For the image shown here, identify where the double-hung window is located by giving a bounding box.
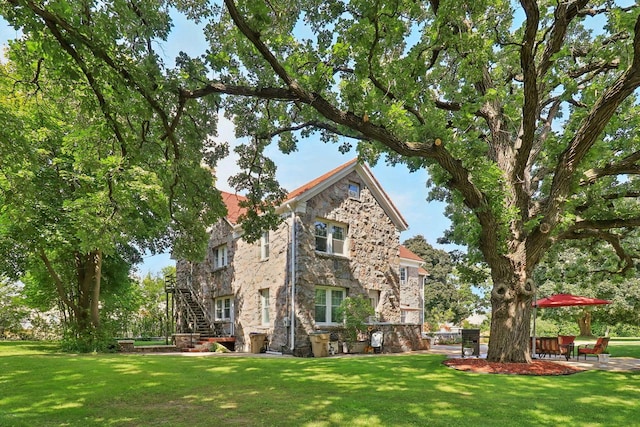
[260,289,270,325]
[213,244,228,269]
[260,232,269,260]
[215,296,232,320]
[314,219,347,255]
[400,267,407,285]
[314,287,345,324]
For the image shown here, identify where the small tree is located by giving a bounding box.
[337,296,375,347]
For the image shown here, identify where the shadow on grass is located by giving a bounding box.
[0,340,61,355]
[1,345,639,426]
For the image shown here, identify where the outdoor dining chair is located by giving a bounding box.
[577,337,610,360]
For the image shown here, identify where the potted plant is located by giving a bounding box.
[463,346,474,357]
[598,352,610,364]
[337,295,375,353]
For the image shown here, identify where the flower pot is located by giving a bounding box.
[598,353,610,364]
[342,341,367,354]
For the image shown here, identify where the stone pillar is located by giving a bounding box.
[117,340,135,352]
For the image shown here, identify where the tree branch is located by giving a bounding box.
[534,12,640,250]
[557,228,634,274]
[581,149,640,185]
[38,248,78,316]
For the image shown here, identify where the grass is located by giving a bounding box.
[1,340,639,427]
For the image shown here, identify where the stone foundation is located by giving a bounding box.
[173,333,200,350]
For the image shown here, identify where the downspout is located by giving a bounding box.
[288,204,296,351]
[421,276,425,331]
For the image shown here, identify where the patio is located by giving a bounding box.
[431,343,640,372]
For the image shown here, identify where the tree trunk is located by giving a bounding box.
[485,277,535,363]
[90,250,103,329]
[74,250,103,334]
[578,310,592,336]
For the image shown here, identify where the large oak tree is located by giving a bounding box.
[4,1,640,362]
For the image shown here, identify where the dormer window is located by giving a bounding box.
[348,182,360,199]
[315,219,347,255]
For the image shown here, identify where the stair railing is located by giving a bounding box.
[174,288,199,336]
[181,266,215,335]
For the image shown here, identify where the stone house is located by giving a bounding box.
[175,159,427,354]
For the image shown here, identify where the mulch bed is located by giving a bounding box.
[443,358,584,376]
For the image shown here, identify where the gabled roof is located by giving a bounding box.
[283,159,408,231]
[399,245,424,262]
[219,159,408,231]
[220,191,248,225]
[285,158,358,201]
[400,245,428,275]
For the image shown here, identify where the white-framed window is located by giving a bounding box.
[314,219,347,255]
[213,244,228,269]
[260,289,270,325]
[314,287,345,324]
[348,182,360,199]
[215,296,232,320]
[260,232,269,260]
[368,289,381,322]
[400,267,407,284]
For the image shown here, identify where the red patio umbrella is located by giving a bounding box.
[534,293,611,308]
[531,293,611,357]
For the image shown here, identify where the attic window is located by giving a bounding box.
[348,182,360,199]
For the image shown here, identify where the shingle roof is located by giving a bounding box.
[284,158,358,202]
[219,158,407,231]
[399,245,424,262]
[220,191,248,225]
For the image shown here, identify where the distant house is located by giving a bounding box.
[175,159,427,354]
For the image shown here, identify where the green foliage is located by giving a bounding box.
[60,323,118,353]
[0,279,29,338]
[336,295,374,343]
[0,8,225,346]
[403,235,485,325]
[534,241,640,334]
[121,267,176,338]
[6,0,640,361]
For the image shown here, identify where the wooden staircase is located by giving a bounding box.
[175,288,216,338]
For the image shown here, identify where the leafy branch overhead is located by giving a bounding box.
[4,0,640,362]
[185,0,640,275]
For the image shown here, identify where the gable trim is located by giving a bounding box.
[280,159,408,231]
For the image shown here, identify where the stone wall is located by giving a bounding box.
[401,265,423,324]
[293,171,406,348]
[231,218,290,352]
[374,324,426,353]
[176,169,424,353]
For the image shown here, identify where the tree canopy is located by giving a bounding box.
[0,13,225,347]
[3,1,640,362]
[403,235,481,327]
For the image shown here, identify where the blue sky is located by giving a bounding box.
[137,115,454,276]
[1,12,455,277]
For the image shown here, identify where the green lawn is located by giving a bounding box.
[1,340,639,427]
